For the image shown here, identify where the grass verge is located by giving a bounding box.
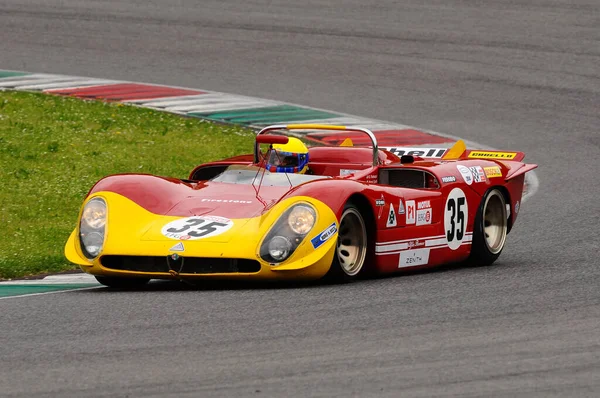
[0,90,255,279]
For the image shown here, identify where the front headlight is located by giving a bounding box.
[287,205,316,235]
[260,203,316,264]
[79,197,107,259]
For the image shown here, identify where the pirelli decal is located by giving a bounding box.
[468,151,517,160]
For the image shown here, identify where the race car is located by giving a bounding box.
[64,124,537,288]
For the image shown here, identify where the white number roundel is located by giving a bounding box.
[161,216,233,240]
[444,188,468,250]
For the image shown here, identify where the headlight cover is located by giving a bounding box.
[260,203,316,264]
[79,197,107,259]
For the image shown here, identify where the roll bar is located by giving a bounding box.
[254,124,379,166]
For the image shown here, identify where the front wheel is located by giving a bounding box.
[325,204,369,282]
[467,188,508,266]
[95,276,150,289]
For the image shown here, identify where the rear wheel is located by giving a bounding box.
[468,188,508,266]
[325,204,368,282]
[95,276,150,289]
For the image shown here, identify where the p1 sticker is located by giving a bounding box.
[161,216,233,240]
[444,188,468,250]
[311,223,337,249]
[457,165,473,185]
[405,200,416,224]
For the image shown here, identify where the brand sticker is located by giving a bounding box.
[406,200,416,224]
[484,166,502,178]
[469,166,486,183]
[468,151,517,160]
[375,199,385,207]
[386,204,397,227]
[311,222,338,249]
[416,208,432,226]
[201,198,252,204]
[399,248,430,268]
[340,169,359,176]
[382,147,447,158]
[169,242,185,252]
[161,215,233,240]
[457,165,473,185]
[441,176,456,183]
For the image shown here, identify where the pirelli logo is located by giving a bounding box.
[468,151,517,160]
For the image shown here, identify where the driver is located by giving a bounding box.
[264,137,310,174]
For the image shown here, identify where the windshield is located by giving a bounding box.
[211,165,329,187]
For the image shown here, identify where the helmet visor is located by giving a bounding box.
[268,150,299,168]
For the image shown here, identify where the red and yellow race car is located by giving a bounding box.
[65,124,537,288]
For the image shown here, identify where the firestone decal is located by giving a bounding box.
[311,222,337,249]
[161,216,233,240]
[201,198,252,204]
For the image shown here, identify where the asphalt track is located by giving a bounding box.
[1,1,599,396]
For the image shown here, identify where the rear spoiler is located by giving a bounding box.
[441,140,526,162]
[442,140,536,180]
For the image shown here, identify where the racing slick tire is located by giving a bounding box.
[95,276,150,289]
[467,188,508,266]
[325,203,369,282]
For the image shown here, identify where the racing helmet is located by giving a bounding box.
[265,137,309,174]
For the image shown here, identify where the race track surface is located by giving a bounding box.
[1,1,599,396]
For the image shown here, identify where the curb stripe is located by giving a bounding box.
[0,68,538,201]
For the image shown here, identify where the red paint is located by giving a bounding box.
[306,129,454,147]
[47,83,203,101]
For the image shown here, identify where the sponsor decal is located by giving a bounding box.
[170,253,180,261]
[418,200,431,209]
[469,166,486,183]
[444,188,468,250]
[398,200,405,215]
[406,200,416,224]
[311,222,338,249]
[399,248,430,268]
[169,242,185,252]
[375,199,385,207]
[161,215,233,240]
[468,151,517,160]
[365,174,378,183]
[201,198,252,204]
[383,147,447,158]
[416,208,432,226]
[457,165,473,185]
[484,166,502,178]
[441,176,456,183]
[386,204,397,227]
[407,239,425,249]
[340,169,358,176]
[515,200,520,214]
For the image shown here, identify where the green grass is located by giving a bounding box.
[0,90,256,279]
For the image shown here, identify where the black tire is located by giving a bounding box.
[95,276,150,289]
[467,188,508,266]
[325,204,369,283]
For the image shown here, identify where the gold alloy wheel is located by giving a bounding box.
[336,208,368,276]
[482,190,508,255]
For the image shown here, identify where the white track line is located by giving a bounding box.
[0,286,101,300]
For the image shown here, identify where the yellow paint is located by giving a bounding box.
[286,124,347,130]
[65,191,339,281]
[339,138,354,147]
[441,140,466,160]
[468,151,517,160]
[484,166,502,178]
